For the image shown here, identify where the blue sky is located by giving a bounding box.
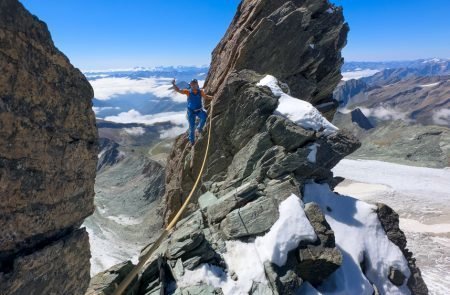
[21,0,450,70]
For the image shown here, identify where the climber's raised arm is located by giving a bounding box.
[172,79,188,95]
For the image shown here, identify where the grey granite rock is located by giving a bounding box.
[220,197,279,239]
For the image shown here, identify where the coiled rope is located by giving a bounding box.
[112,101,215,295]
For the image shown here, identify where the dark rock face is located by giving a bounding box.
[0,0,97,294]
[296,203,342,286]
[333,78,368,107]
[204,0,348,119]
[350,108,374,130]
[377,204,429,295]
[97,137,123,171]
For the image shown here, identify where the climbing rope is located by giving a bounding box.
[112,101,215,295]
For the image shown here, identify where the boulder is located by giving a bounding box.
[220,197,279,239]
[250,281,274,295]
[86,261,137,295]
[207,181,259,224]
[198,191,219,211]
[263,175,301,204]
[264,260,303,295]
[295,203,342,286]
[389,266,407,287]
[266,115,316,151]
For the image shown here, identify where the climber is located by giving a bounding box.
[172,78,213,145]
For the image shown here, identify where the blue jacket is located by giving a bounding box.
[187,89,203,111]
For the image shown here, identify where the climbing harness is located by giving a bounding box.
[112,101,215,295]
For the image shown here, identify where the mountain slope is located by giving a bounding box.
[90,0,427,294]
[334,71,450,126]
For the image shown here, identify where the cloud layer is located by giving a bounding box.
[433,108,450,125]
[359,106,410,121]
[104,109,186,125]
[90,77,187,102]
[104,109,189,139]
[342,69,380,81]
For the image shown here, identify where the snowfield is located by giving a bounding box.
[304,183,411,295]
[333,159,450,295]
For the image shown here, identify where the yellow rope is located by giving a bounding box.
[112,102,215,295]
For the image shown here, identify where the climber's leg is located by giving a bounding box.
[197,109,208,132]
[187,109,196,144]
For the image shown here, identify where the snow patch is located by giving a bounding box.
[359,106,410,122]
[304,182,411,295]
[257,75,338,135]
[419,82,440,88]
[255,194,317,266]
[178,194,316,294]
[107,214,143,226]
[307,143,320,163]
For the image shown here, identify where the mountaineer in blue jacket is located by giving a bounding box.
[172,78,213,145]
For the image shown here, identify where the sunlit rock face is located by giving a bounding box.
[0,0,97,294]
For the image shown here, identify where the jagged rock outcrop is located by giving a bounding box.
[0,0,97,294]
[376,204,428,294]
[90,0,426,294]
[86,261,137,295]
[204,0,348,119]
[332,108,374,138]
[97,138,123,171]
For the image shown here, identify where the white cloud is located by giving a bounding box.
[89,77,186,102]
[159,126,188,139]
[341,69,380,81]
[122,127,146,136]
[433,108,450,125]
[104,109,189,139]
[359,106,409,122]
[105,109,186,125]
